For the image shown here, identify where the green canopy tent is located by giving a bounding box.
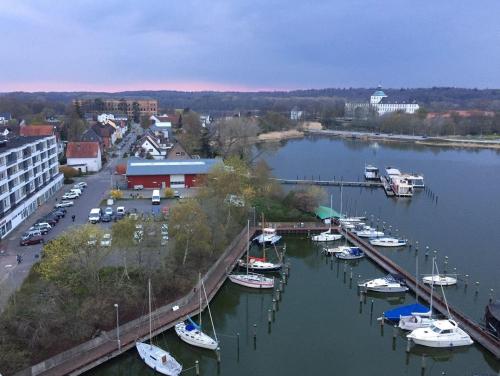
[314,205,342,220]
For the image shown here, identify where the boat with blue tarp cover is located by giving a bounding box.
[383,303,429,322]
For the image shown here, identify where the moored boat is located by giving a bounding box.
[358,273,409,293]
[422,275,457,286]
[238,256,282,272]
[229,273,275,288]
[369,237,407,247]
[407,319,473,348]
[485,300,500,338]
[364,164,380,180]
[175,318,218,350]
[253,227,282,245]
[383,303,429,323]
[322,245,353,255]
[355,229,385,238]
[335,247,364,260]
[311,228,343,242]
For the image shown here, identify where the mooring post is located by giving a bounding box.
[406,339,411,352]
[370,300,374,315]
[253,323,257,348]
[268,309,272,326]
[216,347,221,363]
[236,332,240,354]
[279,279,284,293]
[272,299,277,313]
[195,360,200,375]
[464,274,469,287]
[475,281,480,295]
[421,354,426,370]
[350,267,353,282]
[276,289,281,301]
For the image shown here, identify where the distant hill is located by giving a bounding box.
[1,87,500,114]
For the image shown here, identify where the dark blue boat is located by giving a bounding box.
[383,303,429,322]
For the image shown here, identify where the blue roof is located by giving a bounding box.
[383,303,428,322]
[372,90,387,97]
[126,157,221,176]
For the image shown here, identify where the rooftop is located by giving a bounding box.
[126,157,221,176]
[19,125,55,137]
[314,205,342,220]
[0,135,54,154]
[66,141,100,158]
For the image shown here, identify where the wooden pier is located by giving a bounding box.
[272,178,383,188]
[342,228,500,359]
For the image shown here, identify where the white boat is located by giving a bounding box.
[253,227,282,245]
[229,273,275,288]
[322,245,353,255]
[335,247,364,260]
[238,257,282,272]
[407,319,473,348]
[175,276,219,350]
[355,229,385,238]
[390,176,414,197]
[364,165,380,180]
[403,173,425,188]
[369,237,407,247]
[230,222,275,289]
[358,274,409,293]
[311,228,342,242]
[136,280,182,376]
[422,275,457,286]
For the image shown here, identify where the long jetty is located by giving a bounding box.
[272,177,383,188]
[341,228,500,359]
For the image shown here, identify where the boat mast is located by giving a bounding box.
[202,279,218,345]
[415,256,419,304]
[246,220,250,275]
[261,213,266,260]
[148,278,152,348]
[339,185,343,218]
[430,257,435,316]
[198,272,202,328]
[329,194,333,231]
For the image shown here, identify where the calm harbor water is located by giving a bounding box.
[87,137,500,375]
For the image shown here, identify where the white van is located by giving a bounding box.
[88,208,102,223]
[152,189,160,205]
[70,188,82,196]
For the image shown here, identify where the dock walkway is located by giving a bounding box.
[343,229,500,359]
[272,178,383,188]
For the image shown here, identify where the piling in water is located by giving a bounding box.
[195,360,200,375]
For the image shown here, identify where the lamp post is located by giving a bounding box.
[114,303,121,352]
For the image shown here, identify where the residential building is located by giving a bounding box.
[345,86,419,118]
[0,135,63,239]
[74,98,158,119]
[290,107,303,121]
[125,157,220,189]
[91,123,116,148]
[0,112,12,125]
[135,134,166,160]
[80,128,104,151]
[66,142,102,173]
[166,142,191,160]
[19,124,64,155]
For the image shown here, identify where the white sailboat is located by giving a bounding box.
[322,245,353,255]
[355,229,385,238]
[253,227,282,245]
[422,274,457,286]
[312,194,343,242]
[407,262,473,348]
[229,222,275,289]
[136,280,182,376]
[369,237,407,247]
[175,275,219,350]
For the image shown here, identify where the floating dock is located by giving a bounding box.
[272,178,383,188]
[342,228,500,359]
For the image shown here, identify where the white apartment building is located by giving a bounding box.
[0,135,63,239]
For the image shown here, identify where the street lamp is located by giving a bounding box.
[114,303,121,352]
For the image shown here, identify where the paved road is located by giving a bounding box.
[0,133,136,312]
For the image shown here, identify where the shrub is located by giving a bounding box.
[110,189,123,200]
[59,165,79,179]
[164,188,174,198]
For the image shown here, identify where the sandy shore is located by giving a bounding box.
[415,140,500,149]
[257,129,305,142]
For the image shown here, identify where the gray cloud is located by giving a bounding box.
[0,0,499,90]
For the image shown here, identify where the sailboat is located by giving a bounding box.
[230,221,275,288]
[407,261,473,348]
[312,194,343,242]
[175,275,219,350]
[358,273,409,293]
[239,215,283,272]
[136,280,182,376]
[399,258,436,330]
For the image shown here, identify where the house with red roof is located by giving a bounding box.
[66,141,102,173]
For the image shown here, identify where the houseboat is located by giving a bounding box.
[402,173,425,188]
[390,176,413,197]
[364,165,380,180]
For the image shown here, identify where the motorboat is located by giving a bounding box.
[485,300,500,338]
[402,173,425,188]
[335,247,364,260]
[369,237,407,247]
[358,273,409,293]
[136,342,183,376]
[341,221,363,230]
[407,319,473,348]
[322,245,353,255]
[137,279,182,376]
[364,165,380,180]
[253,227,282,245]
[238,257,282,272]
[311,228,343,242]
[175,318,218,350]
[229,273,275,289]
[355,229,385,238]
[422,275,457,286]
[390,176,414,197]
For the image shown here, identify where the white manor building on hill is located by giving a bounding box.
[345,86,419,118]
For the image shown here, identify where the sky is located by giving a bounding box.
[0,0,499,92]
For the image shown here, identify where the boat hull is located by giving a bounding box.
[311,233,342,242]
[422,276,457,286]
[174,323,218,350]
[369,238,407,247]
[364,286,409,293]
[229,274,275,289]
[238,260,283,272]
[408,336,473,348]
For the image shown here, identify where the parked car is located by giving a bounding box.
[74,182,87,189]
[42,214,59,223]
[101,233,112,247]
[55,200,74,208]
[62,192,78,200]
[37,217,57,226]
[20,235,44,246]
[133,184,144,190]
[116,206,126,218]
[70,188,82,196]
[22,229,42,239]
[87,235,97,246]
[32,222,52,233]
[101,213,112,222]
[104,207,114,216]
[50,209,65,218]
[88,208,102,223]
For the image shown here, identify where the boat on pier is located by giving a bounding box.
[364,165,380,180]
